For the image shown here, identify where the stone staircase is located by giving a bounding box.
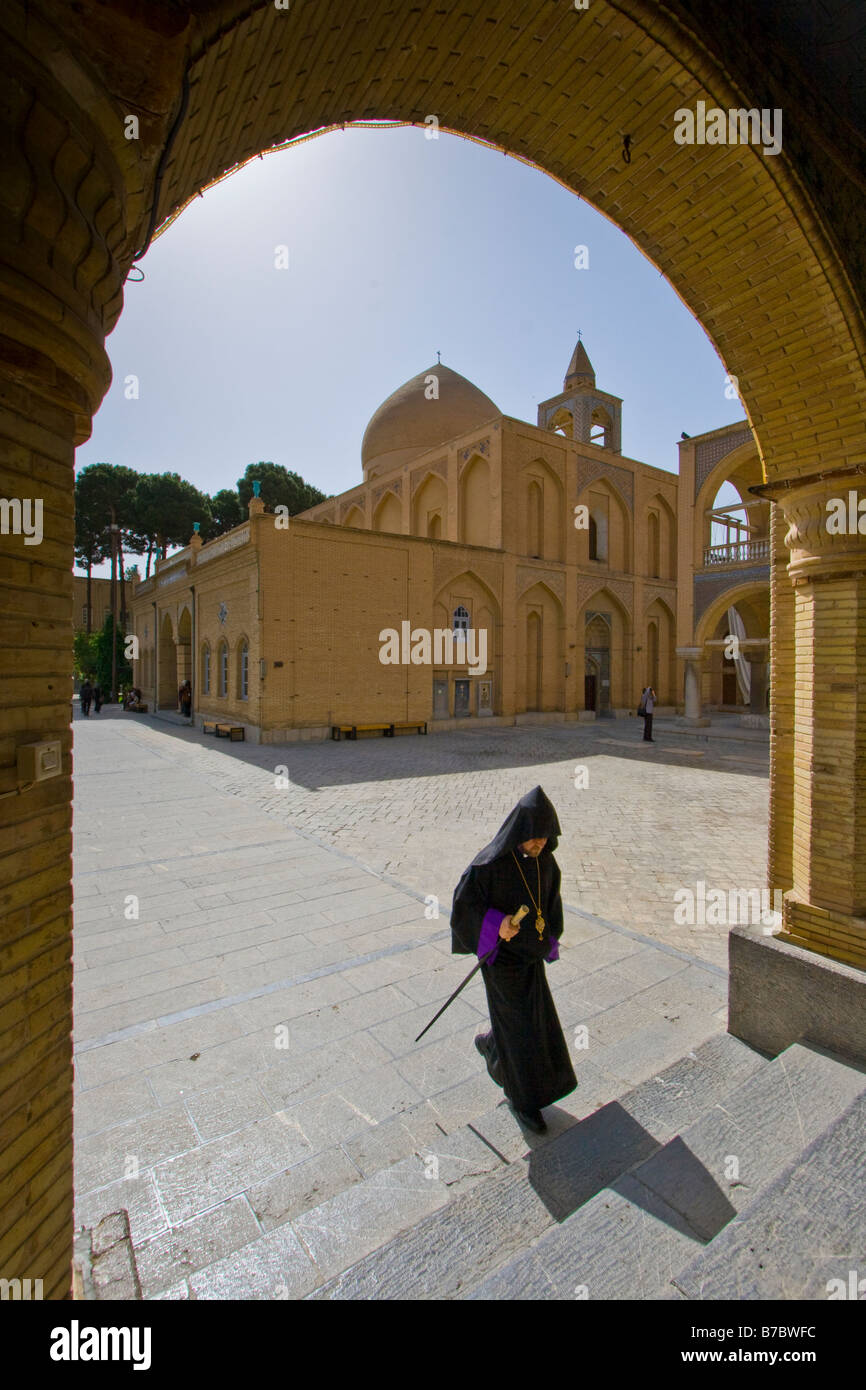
[300,1033,866,1300]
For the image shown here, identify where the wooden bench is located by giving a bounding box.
[331,721,427,740]
[332,723,392,740]
[202,720,245,741]
[216,723,245,741]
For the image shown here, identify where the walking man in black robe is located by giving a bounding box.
[450,786,577,1134]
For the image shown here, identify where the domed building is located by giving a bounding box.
[129,339,766,741]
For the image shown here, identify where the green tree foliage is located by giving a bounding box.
[93,612,132,700]
[206,488,246,538]
[75,469,113,632]
[73,629,99,681]
[237,461,328,515]
[130,472,212,572]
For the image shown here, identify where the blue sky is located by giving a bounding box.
[77,125,744,568]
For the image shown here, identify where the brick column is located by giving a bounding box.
[767,502,795,895]
[775,477,866,969]
[0,34,126,1296]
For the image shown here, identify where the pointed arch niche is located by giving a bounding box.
[372,491,402,534]
[432,570,500,716]
[645,492,677,580]
[412,472,447,539]
[579,586,632,712]
[578,478,631,572]
[342,504,365,529]
[517,581,564,712]
[644,597,675,703]
[520,460,564,562]
[459,454,492,547]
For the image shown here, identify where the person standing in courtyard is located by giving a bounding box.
[93,684,103,714]
[79,679,92,717]
[450,785,577,1134]
[642,685,656,741]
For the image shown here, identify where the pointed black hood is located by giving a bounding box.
[470,785,561,864]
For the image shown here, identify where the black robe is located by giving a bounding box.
[450,786,577,1113]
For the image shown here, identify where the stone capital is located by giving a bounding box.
[776,476,866,584]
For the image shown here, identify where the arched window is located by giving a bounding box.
[428,512,442,539]
[239,641,249,700]
[218,641,228,697]
[453,606,470,634]
[591,406,612,447]
[201,643,211,695]
[589,510,608,561]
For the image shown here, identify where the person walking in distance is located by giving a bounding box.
[642,685,656,741]
[93,684,103,714]
[79,679,93,717]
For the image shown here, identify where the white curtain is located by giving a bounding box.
[726,605,750,702]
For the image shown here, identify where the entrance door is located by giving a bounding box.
[454,679,470,716]
[433,678,449,719]
[722,667,738,704]
[584,673,597,711]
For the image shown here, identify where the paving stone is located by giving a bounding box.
[188,1221,319,1300]
[248,1149,364,1230]
[341,1103,446,1176]
[75,1173,168,1247]
[255,1030,393,1110]
[369,995,481,1057]
[73,1073,158,1137]
[292,1157,450,1281]
[287,1090,376,1148]
[152,1113,313,1225]
[334,1062,426,1125]
[75,1105,200,1197]
[182,1077,274,1142]
[134,1196,262,1298]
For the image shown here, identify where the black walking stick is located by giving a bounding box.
[414,905,529,1043]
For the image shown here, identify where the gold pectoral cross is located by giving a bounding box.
[535,913,545,938]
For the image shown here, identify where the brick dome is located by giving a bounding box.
[361,364,499,480]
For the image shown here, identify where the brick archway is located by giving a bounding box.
[2,0,865,1297]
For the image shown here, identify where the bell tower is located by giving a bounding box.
[537,336,623,452]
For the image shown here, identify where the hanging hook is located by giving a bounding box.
[622,134,632,165]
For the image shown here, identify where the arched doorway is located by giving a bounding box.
[177,606,192,694]
[585,612,612,716]
[157,612,177,709]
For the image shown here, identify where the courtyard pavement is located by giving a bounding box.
[72,708,768,1298]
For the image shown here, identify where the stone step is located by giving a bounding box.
[306,1030,768,1299]
[666,1085,866,1300]
[462,1042,866,1299]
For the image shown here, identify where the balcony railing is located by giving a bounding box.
[703,538,770,567]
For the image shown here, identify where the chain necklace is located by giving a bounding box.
[511,850,545,937]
